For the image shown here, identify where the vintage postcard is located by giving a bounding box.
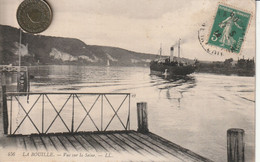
[0,0,256,161]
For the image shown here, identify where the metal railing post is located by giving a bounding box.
[128,94,130,130]
[101,95,103,131]
[10,96,12,134]
[71,94,75,133]
[42,94,44,134]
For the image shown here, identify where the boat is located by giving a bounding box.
[150,39,196,76]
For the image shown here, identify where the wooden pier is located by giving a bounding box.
[3,130,212,161]
[0,83,214,161]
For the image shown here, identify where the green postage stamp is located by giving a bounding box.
[208,4,251,54]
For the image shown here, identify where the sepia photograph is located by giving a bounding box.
[0,0,256,161]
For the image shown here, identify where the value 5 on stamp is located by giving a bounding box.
[208,4,251,54]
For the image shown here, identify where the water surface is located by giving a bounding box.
[7,65,255,162]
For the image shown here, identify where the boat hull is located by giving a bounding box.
[150,62,195,76]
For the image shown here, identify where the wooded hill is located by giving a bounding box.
[0,25,159,66]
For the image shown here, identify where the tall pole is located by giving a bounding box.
[19,28,22,72]
[17,28,22,92]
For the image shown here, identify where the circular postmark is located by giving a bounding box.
[17,0,52,33]
[198,22,224,56]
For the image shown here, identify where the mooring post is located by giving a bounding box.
[1,73,8,135]
[227,128,245,162]
[137,102,149,133]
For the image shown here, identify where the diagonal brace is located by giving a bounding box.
[13,95,41,134]
[75,94,100,132]
[44,94,71,133]
[104,95,128,131]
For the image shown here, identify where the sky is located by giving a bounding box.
[0,0,256,61]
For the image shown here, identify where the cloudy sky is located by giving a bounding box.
[0,0,256,61]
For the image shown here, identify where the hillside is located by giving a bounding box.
[0,25,159,66]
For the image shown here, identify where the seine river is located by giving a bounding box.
[6,65,255,162]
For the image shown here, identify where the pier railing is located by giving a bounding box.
[5,92,131,135]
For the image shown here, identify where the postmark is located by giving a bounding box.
[207,4,251,54]
[17,0,52,33]
[198,22,224,56]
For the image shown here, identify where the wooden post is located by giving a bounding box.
[1,73,8,135]
[137,102,149,133]
[227,128,245,162]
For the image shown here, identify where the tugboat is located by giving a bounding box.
[150,39,196,76]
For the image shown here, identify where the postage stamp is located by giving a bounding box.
[207,4,251,54]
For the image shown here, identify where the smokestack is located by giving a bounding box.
[170,46,174,62]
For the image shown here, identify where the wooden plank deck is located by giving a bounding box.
[7,130,212,161]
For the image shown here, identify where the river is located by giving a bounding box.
[6,65,255,162]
